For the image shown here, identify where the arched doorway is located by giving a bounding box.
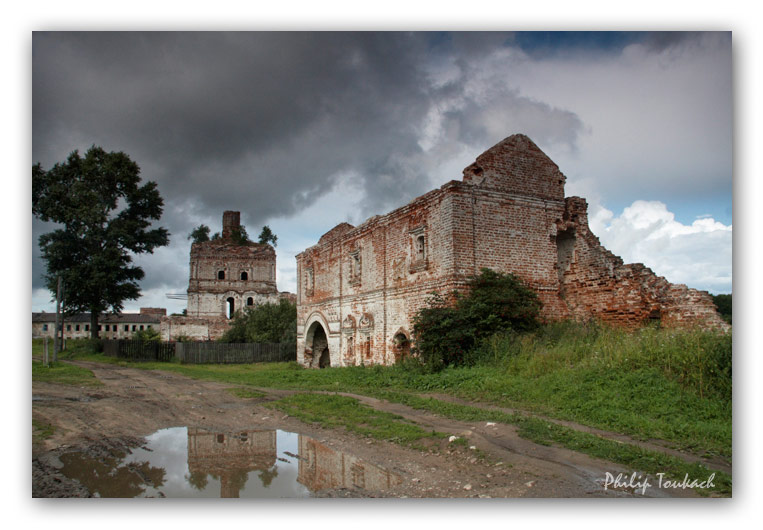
[226,297,235,319]
[305,321,330,369]
[392,332,410,363]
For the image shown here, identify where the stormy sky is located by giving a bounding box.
[31,31,733,314]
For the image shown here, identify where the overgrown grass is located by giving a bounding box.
[32,360,103,387]
[365,391,730,496]
[49,323,731,457]
[266,393,446,448]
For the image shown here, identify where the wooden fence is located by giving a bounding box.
[176,342,296,364]
[102,339,176,362]
[102,340,296,364]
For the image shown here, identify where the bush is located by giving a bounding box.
[410,268,541,371]
[220,298,297,344]
[712,293,732,324]
[132,327,161,342]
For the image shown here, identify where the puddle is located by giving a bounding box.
[58,427,402,498]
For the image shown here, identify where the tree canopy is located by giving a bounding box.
[33,146,170,338]
[258,225,278,247]
[712,293,732,324]
[230,225,249,245]
[188,224,210,244]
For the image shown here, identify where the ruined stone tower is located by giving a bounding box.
[295,134,728,368]
[187,211,279,319]
[161,211,292,341]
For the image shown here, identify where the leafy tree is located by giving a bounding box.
[211,232,221,240]
[410,268,541,371]
[186,470,209,491]
[220,298,296,344]
[712,293,732,324]
[188,224,210,244]
[33,146,170,338]
[230,225,249,245]
[258,225,278,247]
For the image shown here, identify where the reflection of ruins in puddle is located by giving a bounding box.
[187,428,277,498]
[56,427,402,498]
[297,434,402,492]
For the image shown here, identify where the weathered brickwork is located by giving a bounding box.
[161,211,289,341]
[296,134,728,368]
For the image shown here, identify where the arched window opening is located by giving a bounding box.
[416,235,426,261]
[218,270,225,280]
[240,271,248,281]
[247,297,254,306]
[226,297,235,319]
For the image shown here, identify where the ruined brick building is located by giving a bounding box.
[161,211,293,340]
[296,134,728,368]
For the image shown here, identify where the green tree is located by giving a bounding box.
[258,225,278,247]
[220,298,296,344]
[410,268,541,371]
[230,225,249,245]
[712,293,732,324]
[188,224,210,244]
[33,146,170,338]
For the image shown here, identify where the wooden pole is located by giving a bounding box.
[53,276,61,362]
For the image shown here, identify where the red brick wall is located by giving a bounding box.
[296,134,729,367]
[557,197,728,330]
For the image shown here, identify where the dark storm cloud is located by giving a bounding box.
[32,31,730,300]
[33,32,438,222]
[30,31,590,294]
[32,31,452,291]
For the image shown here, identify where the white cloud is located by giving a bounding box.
[591,200,732,294]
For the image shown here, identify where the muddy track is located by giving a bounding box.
[33,360,706,498]
[418,393,732,474]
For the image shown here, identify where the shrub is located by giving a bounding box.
[220,298,296,344]
[410,268,541,371]
[132,327,161,342]
[712,293,732,324]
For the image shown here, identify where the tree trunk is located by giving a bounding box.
[91,311,100,339]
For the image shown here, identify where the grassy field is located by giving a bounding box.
[43,322,732,495]
[55,323,731,457]
[32,359,103,387]
[267,393,447,449]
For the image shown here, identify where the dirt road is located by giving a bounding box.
[32,360,704,498]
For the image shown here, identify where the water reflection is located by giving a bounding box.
[58,427,401,498]
[187,429,278,498]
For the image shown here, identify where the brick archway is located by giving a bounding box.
[304,319,330,369]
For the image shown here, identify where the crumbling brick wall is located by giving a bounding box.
[296,134,729,368]
[556,197,728,330]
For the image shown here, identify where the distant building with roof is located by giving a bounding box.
[32,307,165,340]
